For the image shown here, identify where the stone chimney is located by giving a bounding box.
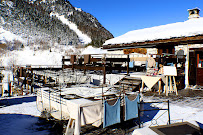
[188,8,200,19]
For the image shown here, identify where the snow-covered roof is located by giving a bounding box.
[103,18,203,46]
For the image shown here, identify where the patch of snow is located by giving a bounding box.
[40,0,55,3]
[132,96,203,134]
[88,73,125,86]
[3,1,14,8]
[67,11,73,16]
[1,46,65,67]
[81,46,107,55]
[0,27,24,44]
[0,16,5,25]
[0,101,50,135]
[28,0,37,4]
[50,12,91,45]
[0,44,83,67]
[75,7,82,12]
[0,101,40,116]
[104,17,203,45]
[60,87,111,98]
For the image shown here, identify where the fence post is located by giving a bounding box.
[127,54,129,75]
[138,102,141,128]
[168,100,171,124]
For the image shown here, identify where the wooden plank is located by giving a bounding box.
[63,65,72,69]
[62,58,70,62]
[159,79,161,95]
[90,58,102,62]
[70,55,76,64]
[173,76,178,95]
[197,68,203,85]
[119,81,140,85]
[197,54,200,67]
[84,55,91,64]
[63,64,128,71]
[103,64,106,84]
[166,76,168,96]
[124,76,141,80]
[189,51,196,85]
[85,66,104,71]
[127,54,129,75]
[141,81,144,92]
[106,58,128,62]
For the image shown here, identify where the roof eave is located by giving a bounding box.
[103,34,203,50]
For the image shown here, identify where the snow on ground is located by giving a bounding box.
[0,101,40,116]
[0,45,77,67]
[14,47,63,66]
[88,73,125,86]
[1,93,203,135]
[0,113,51,135]
[0,98,52,135]
[50,12,92,44]
[81,46,107,55]
[1,26,63,67]
[104,17,203,45]
[1,47,63,67]
[0,26,24,44]
[75,7,82,12]
[0,25,202,134]
[144,98,203,127]
[132,96,203,134]
[1,71,203,134]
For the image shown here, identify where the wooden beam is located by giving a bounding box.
[106,58,128,62]
[103,66,106,84]
[62,58,71,61]
[63,64,129,71]
[127,54,129,75]
[197,54,200,67]
[90,58,102,62]
[85,66,104,71]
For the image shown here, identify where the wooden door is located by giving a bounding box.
[189,51,196,85]
[196,51,203,85]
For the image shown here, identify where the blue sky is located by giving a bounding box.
[68,0,203,37]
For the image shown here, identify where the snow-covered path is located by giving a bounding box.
[0,100,52,135]
[0,101,40,116]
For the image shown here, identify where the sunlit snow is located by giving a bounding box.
[104,17,203,45]
[50,12,92,45]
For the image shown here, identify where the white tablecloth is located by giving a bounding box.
[141,76,162,89]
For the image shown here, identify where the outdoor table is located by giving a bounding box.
[141,75,164,94]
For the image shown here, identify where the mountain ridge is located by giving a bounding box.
[0,0,113,49]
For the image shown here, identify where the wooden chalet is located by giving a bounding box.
[103,8,203,88]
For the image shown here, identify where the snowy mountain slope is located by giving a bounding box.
[50,12,91,44]
[0,25,104,67]
[0,0,113,47]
